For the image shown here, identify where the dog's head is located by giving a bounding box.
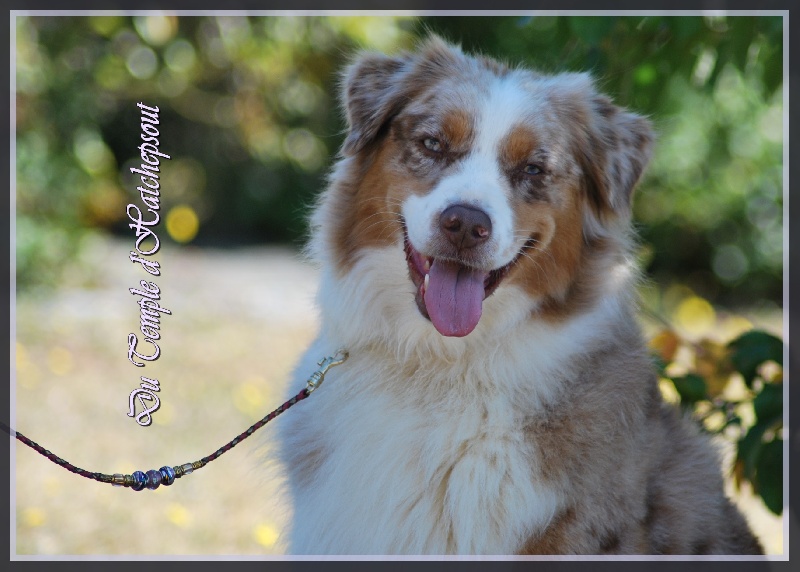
[315,37,653,339]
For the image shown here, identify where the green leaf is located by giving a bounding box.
[728,330,783,387]
[671,373,707,403]
[755,438,783,515]
[736,421,769,482]
[753,382,783,425]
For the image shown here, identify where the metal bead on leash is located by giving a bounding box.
[9,350,348,491]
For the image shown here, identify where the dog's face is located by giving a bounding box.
[323,38,653,338]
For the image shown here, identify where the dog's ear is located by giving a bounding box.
[340,52,414,156]
[577,89,654,230]
[341,37,465,156]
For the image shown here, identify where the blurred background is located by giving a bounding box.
[14,14,784,556]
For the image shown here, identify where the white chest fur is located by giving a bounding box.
[279,248,631,554]
[280,346,561,555]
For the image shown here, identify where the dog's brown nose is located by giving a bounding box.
[439,204,492,250]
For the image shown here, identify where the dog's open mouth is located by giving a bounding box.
[404,229,530,338]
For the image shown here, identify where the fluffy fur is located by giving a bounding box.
[276,37,763,556]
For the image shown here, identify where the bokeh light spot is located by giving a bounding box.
[283,128,324,172]
[164,39,196,73]
[47,346,73,376]
[233,379,267,417]
[134,15,178,46]
[126,45,158,80]
[14,342,39,389]
[254,523,280,547]
[94,54,128,89]
[165,503,190,527]
[73,130,116,175]
[22,507,46,527]
[278,79,319,117]
[89,16,123,37]
[712,244,749,283]
[166,205,200,244]
[634,63,657,85]
[673,296,716,338]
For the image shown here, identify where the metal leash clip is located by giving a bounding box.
[306,349,349,394]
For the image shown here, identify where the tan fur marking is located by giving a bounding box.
[330,144,414,274]
[441,109,474,150]
[518,506,577,554]
[499,124,539,168]
[505,186,584,313]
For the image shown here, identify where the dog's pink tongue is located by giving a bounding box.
[424,259,487,337]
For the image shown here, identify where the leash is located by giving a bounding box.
[5,349,348,491]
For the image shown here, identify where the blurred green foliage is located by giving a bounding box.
[651,327,784,515]
[15,15,783,309]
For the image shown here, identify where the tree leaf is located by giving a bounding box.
[753,382,783,425]
[755,437,783,515]
[736,421,769,482]
[728,330,784,387]
[671,373,707,404]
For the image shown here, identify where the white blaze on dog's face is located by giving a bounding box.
[327,38,652,338]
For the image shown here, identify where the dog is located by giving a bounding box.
[276,36,764,555]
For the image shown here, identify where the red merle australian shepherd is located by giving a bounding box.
[276,36,764,556]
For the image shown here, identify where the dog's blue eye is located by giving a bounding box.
[422,137,442,153]
[524,164,543,176]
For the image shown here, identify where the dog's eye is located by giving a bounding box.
[422,137,443,153]
[523,164,544,176]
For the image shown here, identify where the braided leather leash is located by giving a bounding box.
[6,350,347,491]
